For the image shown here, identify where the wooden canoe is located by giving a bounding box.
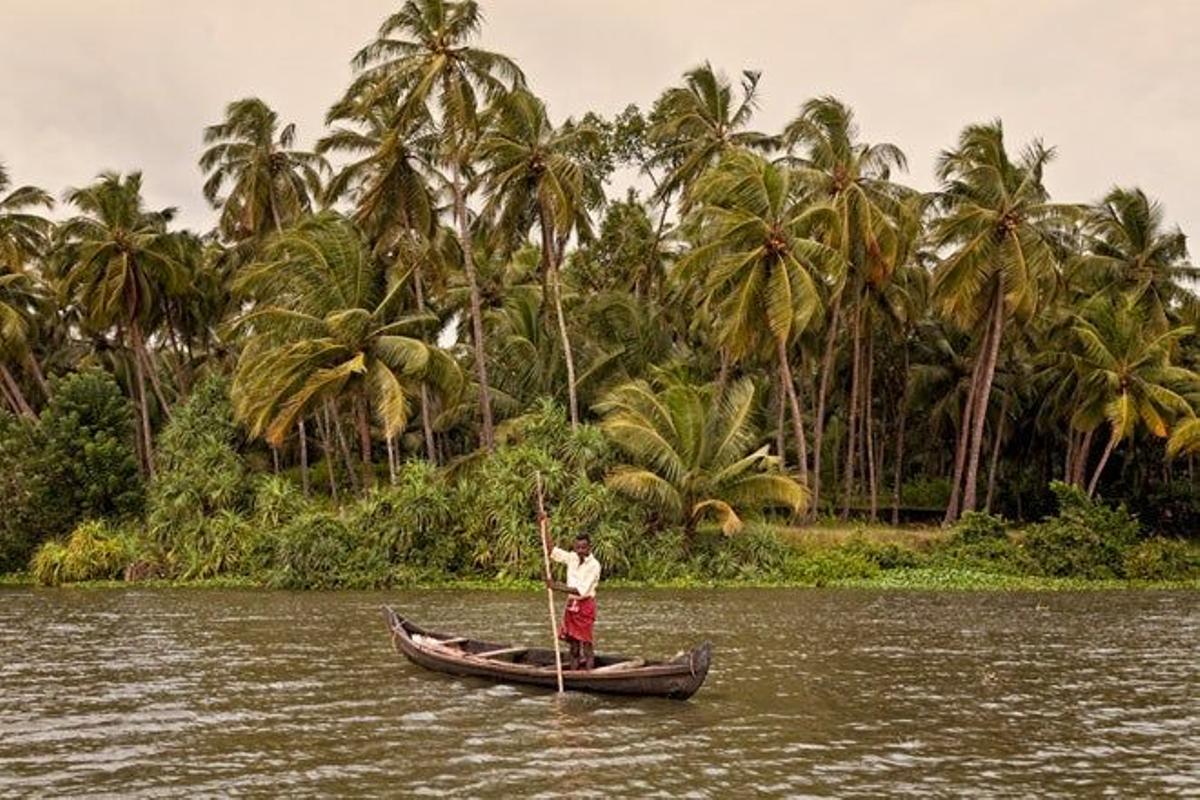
[382,606,712,700]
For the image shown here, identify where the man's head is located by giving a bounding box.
[573,532,591,558]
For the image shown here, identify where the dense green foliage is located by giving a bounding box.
[0,371,141,571]
[4,1,1200,589]
[23,402,1199,587]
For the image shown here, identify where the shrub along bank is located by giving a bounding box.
[9,378,1200,590]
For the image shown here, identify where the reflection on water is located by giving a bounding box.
[1,588,1197,797]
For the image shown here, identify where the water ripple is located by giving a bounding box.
[0,587,1196,797]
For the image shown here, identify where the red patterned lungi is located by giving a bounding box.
[559,596,596,643]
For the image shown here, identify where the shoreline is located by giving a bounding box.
[4,570,1197,592]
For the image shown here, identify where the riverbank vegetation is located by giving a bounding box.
[3,1,1200,589]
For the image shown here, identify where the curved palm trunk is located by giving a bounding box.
[777,337,809,491]
[944,323,989,524]
[540,205,579,428]
[1087,425,1120,498]
[1073,429,1095,487]
[961,284,1006,514]
[0,372,19,415]
[0,364,35,418]
[811,289,843,517]
[451,160,495,450]
[24,353,50,399]
[138,346,172,422]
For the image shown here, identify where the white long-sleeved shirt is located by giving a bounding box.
[550,547,601,599]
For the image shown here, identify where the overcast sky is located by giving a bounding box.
[3,0,1198,239]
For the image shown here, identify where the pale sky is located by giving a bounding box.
[3,0,1198,240]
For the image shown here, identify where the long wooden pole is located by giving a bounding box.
[535,473,565,692]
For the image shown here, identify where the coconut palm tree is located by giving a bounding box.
[931,121,1074,520]
[199,97,326,243]
[0,163,54,272]
[0,165,56,412]
[320,83,447,464]
[648,62,775,205]
[681,150,844,488]
[232,212,461,487]
[55,172,186,475]
[1079,186,1196,331]
[1056,296,1198,496]
[597,376,807,534]
[349,0,525,451]
[781,96,915,516]
[477,88,603,428]
[319,83,440,245]
[0,266,45,416]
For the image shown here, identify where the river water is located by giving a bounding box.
[1,588,1196,797]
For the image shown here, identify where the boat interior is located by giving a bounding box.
[410,631,656,672]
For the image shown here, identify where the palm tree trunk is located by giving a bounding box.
[412,263,439,464]
[0,372,18,415]
[330,400,359,494]
[163,318,191,398]
[891,346,909,526]
[1087,424,1120,498]
[355,391,373,488]
[811,289,843,517]
[272,447,280,475]
[451,160,495,450]
[1064,427,1077,484]
[269,194,285,235]
[138,345,173,422]
[984,394,1009,513]
[23,353,50,399]
[0,364,35,417]
[775,373,787,469]
[842,302,863,518]
[865,329,878,521]
[962,285,1006,514]
[944,321,990,524]
[1074,429,1094,487]
[317,406,338,502]
[647,191,673,302]
[298,419,309,495]
[777,337,809,490]
[540,206,579,428]
[129,321,156,479]
[386,434,397,485]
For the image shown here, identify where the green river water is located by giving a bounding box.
[1,587,1196,797]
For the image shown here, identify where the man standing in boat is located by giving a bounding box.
[541,523,601,670]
